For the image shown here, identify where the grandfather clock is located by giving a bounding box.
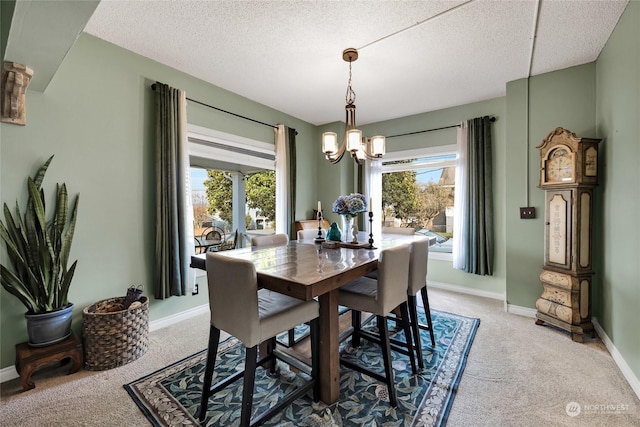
[535,127,601,342]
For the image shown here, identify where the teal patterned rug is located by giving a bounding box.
[125,309,479,426]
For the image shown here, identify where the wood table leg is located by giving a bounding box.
[318,290,340,404]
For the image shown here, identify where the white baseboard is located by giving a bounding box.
[0,364,18,383]
[0,304,210,385]
[149,304,209,332]
[506,303,537,318]
[593,317,640,400]
[428,280,505,301]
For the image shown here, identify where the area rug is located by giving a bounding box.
[125,309,479,426]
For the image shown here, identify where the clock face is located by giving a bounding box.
[545,148,574,183]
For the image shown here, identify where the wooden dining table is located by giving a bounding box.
[190,233,428,404]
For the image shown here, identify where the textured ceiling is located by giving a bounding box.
[84,0,628,126]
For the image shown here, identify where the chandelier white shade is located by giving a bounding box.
[322,48,385,164]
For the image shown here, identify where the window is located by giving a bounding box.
[380,145,456,257]
[187,124,277,254]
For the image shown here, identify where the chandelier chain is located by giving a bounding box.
[345,61,356,105]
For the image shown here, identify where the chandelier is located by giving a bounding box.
[322,48,386,164]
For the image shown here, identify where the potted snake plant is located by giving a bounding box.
[0,155,79,347]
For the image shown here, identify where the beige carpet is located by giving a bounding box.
[1,287,638,426]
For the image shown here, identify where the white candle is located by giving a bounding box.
[369,197,373,212]
[317,201,321,212]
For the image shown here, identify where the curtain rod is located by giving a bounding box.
[386,116,496,139]
[151,83,278,130]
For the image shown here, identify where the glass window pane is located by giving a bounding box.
[381,151,455,253]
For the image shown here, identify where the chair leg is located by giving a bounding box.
[199,325,221,422]
[351,310,362,347]
[399,302,417,375]
[240,346,258,427]
[420,287,436,346]
[310,317,320,402]
[267,337,277,375]
[407,295,424,370]
[378,315,397,407]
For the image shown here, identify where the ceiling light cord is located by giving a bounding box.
[527,0,542,77]
[525,0,541,206]
[358,0,475,51]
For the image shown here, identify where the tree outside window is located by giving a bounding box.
[200,169,275,231]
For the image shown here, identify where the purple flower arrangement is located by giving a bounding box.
[332,193,367,218]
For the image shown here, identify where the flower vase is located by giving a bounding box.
[341,215,356,243]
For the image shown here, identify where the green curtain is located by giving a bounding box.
[287,127,297,239]
[154,83,190,298]
[461,116,494,275]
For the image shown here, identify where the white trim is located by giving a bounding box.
[0,365,18,383]
[506,303,537,318]
[593,317,640,400]
[149,303,209,332]
[0,304,210,384]
[187,124,274,154]
[428,280,505,301]
[383,145,456,162]
[187,124,275,172]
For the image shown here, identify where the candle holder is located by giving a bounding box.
[367,211,376,249]
[314,211,325,244]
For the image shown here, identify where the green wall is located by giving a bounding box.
[0,34,316,368]
[505,63,597,308]
[503,0,640,381]
[595,0,640,381]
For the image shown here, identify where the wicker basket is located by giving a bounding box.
[82,296,149,371]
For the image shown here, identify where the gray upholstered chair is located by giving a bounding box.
[405,238,436,369]
[250,232,302,348]
[337,244,416,407]
[364,238,435,370]
[250,233,289,247]
[296,228,326,241]
[366,226,415,279]
[198,252,319,426]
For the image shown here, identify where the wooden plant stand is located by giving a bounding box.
[14,332,83,391]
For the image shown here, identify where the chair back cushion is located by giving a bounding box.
[297,228,326,240]
[377,244,411,314]
[251,233,289,247]
[206,252,260,345]
[408,239,429,295]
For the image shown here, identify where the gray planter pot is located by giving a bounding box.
[24,303,74,347]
